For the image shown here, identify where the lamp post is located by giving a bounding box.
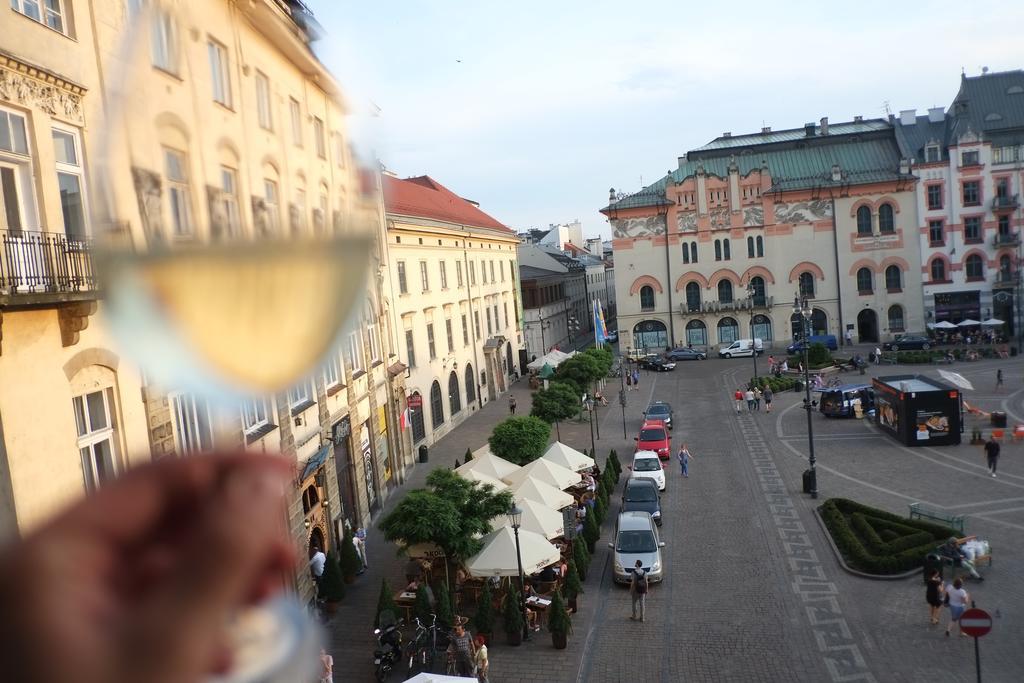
[507,504,531,641]
[585,396,596,455]
[793,295,818,498]
[746,283,760,382]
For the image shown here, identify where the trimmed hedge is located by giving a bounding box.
[820,498,959,575]
[751,375,798,393]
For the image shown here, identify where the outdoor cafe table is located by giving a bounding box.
[393,590,417,623]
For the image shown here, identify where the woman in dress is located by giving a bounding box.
[925,569,943,624]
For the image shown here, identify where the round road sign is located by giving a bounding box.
[959,608,993,638]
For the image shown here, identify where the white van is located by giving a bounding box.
[717,338,763,358]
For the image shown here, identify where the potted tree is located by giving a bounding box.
[414,584,433,625]
[319,552,345,614]
[464,447,473,461]
[583,508,600,553]
[473,580,495,644]
[564,559,583,613]
[502,583,525,646]
[573,536,590,581]
[339,527,362,584]
[375,578,396,627]
[435,580,455,629]
[547,590,572,649]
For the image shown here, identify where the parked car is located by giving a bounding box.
[666,347,707,361]
[638,355,676,372]
[786,334,839,354]
[717,338,764,358]
[610,511,665,585]
[628,451,666,494]
[643,401,673,430]
[621,475,663,523]
[635,421,671,461]
[605,330,619,343]
[884,334,932,351]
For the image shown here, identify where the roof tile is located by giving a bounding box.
[383,175,512,233]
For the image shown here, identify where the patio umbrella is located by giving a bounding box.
[938,370,974,391]
[456,468,509,492]
[502,458,582,490]
[957,319,981,327]
[455,451,521,482]
[981,318,1005,326]
[465,526,561,577]
[490,498,565,540]
[508,476,575,510]
[541,441,595,472]
[403,673,478,683]
[933,321,958,329]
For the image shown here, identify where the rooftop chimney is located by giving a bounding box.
[831,164,842,182]
[899,159,911,175]
[804,123,816,137]
[899,109,917,125]
[761,126,771,134]
[609,187,616,202]
[927,107,944,123]
[722,132,732,138]
[853,115,863,123]
[820,117,829,135]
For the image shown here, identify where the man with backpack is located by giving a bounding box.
[629,560,648,622]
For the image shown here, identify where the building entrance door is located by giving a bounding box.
[857,309,879,343]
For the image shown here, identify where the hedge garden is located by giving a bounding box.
[750,375,799,393]
[820,498,959,575]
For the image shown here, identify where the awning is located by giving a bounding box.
[455,451,521,481]
[466,526,561,577]
[542,442,595,472]
[300,444,331,481]
[502,458,582,490]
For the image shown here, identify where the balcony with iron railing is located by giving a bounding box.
[0,228,98,306]
[992,194,1020,211]
[679,295,774,316]
[993,271,1020,289]
[992,231,1021,248]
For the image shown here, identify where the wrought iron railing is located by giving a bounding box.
[993,232,1020,247]
[1,228,97,297]
[992,194,1019,211]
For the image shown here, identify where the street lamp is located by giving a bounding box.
[746,282,759,382]
[507,504,531,641]
[585,396,596,455]
[793,295,818,499]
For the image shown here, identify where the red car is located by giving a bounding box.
[635,420,671,461]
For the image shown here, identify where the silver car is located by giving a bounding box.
[610,511,665,584]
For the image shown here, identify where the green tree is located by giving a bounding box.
[488,416,551,466]
[808,342,832,367]
[414,583,433,624]
[583,510,600,552]
[554,354,602,398]
[435,579,455,628]
[546,590,572,637]
[375,578,396,627]
[573,536,590,580]
[564,559,583,600]
[454,458,461,469]
[530,381,579,440]
[339,526,363,581]
[594,494,607,526]
[319,552,345,602]
[465,447,473,461]
[502,582,525,639]
[582,346,614,377]
[474,580,495,635]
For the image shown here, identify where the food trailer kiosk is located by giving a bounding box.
[872,375,962,447]
[818,384,875,418]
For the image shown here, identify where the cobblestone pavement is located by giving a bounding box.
[326,351,1024,682]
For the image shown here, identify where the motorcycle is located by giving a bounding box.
[373,619,404,682]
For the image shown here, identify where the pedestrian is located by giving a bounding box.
[677,443,692,477]
[474,635,489,683]
[925,569,944,625]
[744,387,755,412]
[767,355,775,373]
[309,544,326,594]
[734,388,744,414]
[447,617,477,676]
[764,386,774,413]
[753,386,762,411]
[985,435,1000,477]
[354,527,368,572]
[319,647,334,683]
[944,578,971,637]
[626,371,633,391]
[874,346,882,364]
[509,395,517,415]
[939,537,982,581]
[996,369,1004,392]
[845,329,853,346]
[629,559,648,622]
[632,368,640,390]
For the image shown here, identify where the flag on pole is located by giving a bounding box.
[400,407,410,431]
[594,298,608,345]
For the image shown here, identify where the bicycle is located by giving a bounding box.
[405,617,432,676]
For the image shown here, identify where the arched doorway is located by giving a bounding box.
[410,391,426,443]
[857,309,879,343]
[506,342,515,376]
[308,527,325,555]
[790,309,829,339]
[465,364,476,404]
[751,314,772,342]
[633,320,667,351]
[717,317,739,344]
[685,319,707,347]
[448,371,461,415]
[430,380,444,428]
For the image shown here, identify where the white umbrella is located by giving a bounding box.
[981,318,1005,326]
[455,451,521,482]
[403,673,477,683]
[508,476,575,510]
[542,442,595,473]
[456,468,509,492]
[490,498,564,540]
[502,458,582,490]
[958,319,981,327]
[938,370,974,391]
[933,321,958,329]
[465,526,561,577]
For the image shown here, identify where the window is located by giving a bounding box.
[965,254,984,280]
[12,0,66,32]
[963,181,980,206]
[685,282,701,311]
[747,236,754,258]
[994,146,1018,164]
[489,260,495,282]
[481,260,488,284]
[397,261,408,294]
[461,314,469,346]
[456,260,464,287]
[171,393,213,455]
[639,285,655,311]
[470,261,476,285]
[885,265,902,291]
[474,311,481,338]
[289,98,302,147]
[685,319,707,346]
[292,187,306,234]
[503,302,509,328]
[347,331,365,372]
[500,261,506,281]
[961,150,979,166]
[756,236,764,257]
[717,280,733,304]
[717,317,739,344]
[465,364,476,403]
[996,178,1009,200]
[427,322,436,360]
[73,388,118,491]
[964,216,981,242]
[334,132,346,168]
[999,255,1012,279]
[323,352,342,387]
[856,205,872,235]
[241,398,270,434]
[749,276,766,305]
[430,381,444,428]
[439,261,448,289]
[930,258,946,282]
[888,305,905,333]
[207,40,232,107]
[255,71,272,130]
[928,220,944,245]
[410,392,425,442]
[313,117,325,158]
[263,179,279,235]
[367,322,380,362]
[445,318,454,352]
[448,371,461,415]
[878,203,894,233]
[315,188,328,235]
[690,243,698,262]
[151,10,178,73]
[798,272,815,297]
[219,167,241,238]
[714,240,721,261]
[856,267,873,294]
[925,144,940,163]
[163,148,193,236]
[52,128,86,239]
[723,239,731,260]
[486,308,492,335]
[998,214,1011,235]
[0,109,29,156]
[405,329,416,368]
[682,242,690,263]
[927,185,943,210]
[287,382,312,409]
[420,261,429,291]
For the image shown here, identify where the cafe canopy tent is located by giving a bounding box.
[958,319,981,327]
[541,441,595,473]
[537,363,555,379]
[466,526,561,577]
[526,349,576,371]
[502,458,582,490]
[402,674,477,683]
[456,468,509,492]
[489,497,565,540]
[982,318,1005,326]
[928,321,958,330]
[508,476,575,510]
[455,451,521,482]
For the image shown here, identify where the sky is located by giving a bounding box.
[307,0,1024,239]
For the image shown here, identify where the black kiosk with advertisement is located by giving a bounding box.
[872,375,962,447]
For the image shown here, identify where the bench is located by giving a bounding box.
[908,502,965,534]
[937,535,993,579]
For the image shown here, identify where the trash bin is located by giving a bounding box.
[923,553,943,584]
[991,411,1007,428]
[802,469,814,494]
[418,444,429,464]
[794,381,803,393]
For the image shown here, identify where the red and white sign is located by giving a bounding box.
[959,608,993,638]
[407,394,423,409]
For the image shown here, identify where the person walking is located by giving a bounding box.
[744,388,755,412]
[309,544,326,595]
[509,395,517,415]
[753,386,762,411]
[447,618,477,676]
[677,443,692,477]
[985,435,1000,477]
[764,386,774,413]
[845,329,853,346]
[996,369,1004,392]
[944,578,971,637]
[629,559,648,622]
[626,370,633,391]
[632,368,640,390]
[354,527,368,573]
[318,648,334,683]
[734,388,744,414]
[925,569,944,625]
[874,346,882,364]
[473,635,489,683]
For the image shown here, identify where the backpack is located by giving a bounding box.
[634,570,648,594]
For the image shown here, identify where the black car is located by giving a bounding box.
[884,334,932,351]
[621,478,662,526]
[643,401,674,430]
[638,354,677,372]
[666,347,707,361]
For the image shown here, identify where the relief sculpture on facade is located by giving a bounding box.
[612,216,664,238]
[709,207,730,230]
[773,200,833,224]
[743,206,764,227]
[206,185,228,240]
[677,211,698,232]
[0,66,84,124]
[131,167,164,243]
[251,196,271,237]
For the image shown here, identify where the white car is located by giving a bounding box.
[629,450,666,491]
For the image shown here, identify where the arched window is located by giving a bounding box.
[756,236,764,257]
[751,314,773,342]
[723,239,731,260]
[856,205,872,235]
[930,258,946,282]
[714,240,722,261]
[878,203,895,233]
[690,243,698,263]
[747,236,755,258]
[888,305,905,332]
[464,364,476,404]
[639,285,655,311]
[430,380,444,428]
[999,254,1012,278]
[749,276,766,305]
[718,280,733,304]
[681,242,689,264]
[685,281,701,312]
[717,316,739,344]
[798,272,815,297]
[857,267,873,294]
[885,265,902,291]
[965,254,984,280]
[448,371,461,415]
[410,391,426,442]
[685,319,707,346]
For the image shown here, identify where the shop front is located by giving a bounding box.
[873,375,962,447]
[934,291,981,325]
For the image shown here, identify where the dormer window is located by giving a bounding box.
[961,150,979,167]
[925,144,940,163]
